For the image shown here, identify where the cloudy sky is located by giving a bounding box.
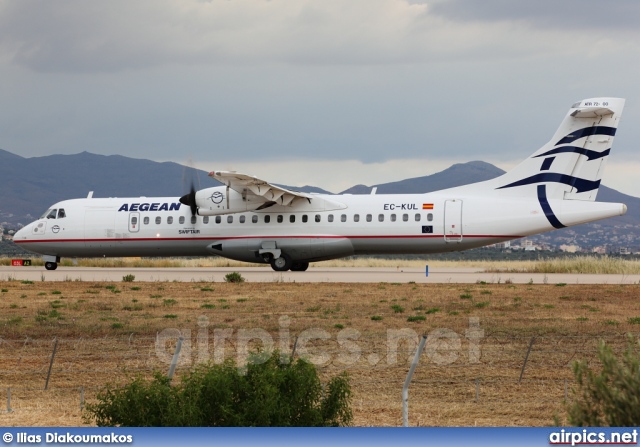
[1,0,639,195]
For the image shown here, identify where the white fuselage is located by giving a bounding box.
[12,96,629,270]
[14,191,624,264]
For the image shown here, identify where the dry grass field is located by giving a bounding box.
[4,254,640,274]
[1,278,640,427]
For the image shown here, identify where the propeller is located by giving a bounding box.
[179,183,198,216]
[179,159,200,216]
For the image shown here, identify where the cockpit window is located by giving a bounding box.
[57,209,66,219]
[46,209,58,219]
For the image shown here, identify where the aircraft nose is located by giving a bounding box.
[13,225,29,240]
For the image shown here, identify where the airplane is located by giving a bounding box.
[13,97,627,272]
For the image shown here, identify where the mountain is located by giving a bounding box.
[340,161,505,194]
[1,149,638,249]
[0,149,221,224]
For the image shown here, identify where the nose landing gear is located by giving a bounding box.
[43,255,60,271]
[44,262,58,271]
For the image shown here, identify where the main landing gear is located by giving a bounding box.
[266,254,309,272]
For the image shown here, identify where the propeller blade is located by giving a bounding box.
[179,184,198,216]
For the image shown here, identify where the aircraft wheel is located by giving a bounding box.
[44,262,58,271]
[290,261,309,272]
[270,254,292,272]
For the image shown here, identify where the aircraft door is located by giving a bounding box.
[128,212,140,233]
[444,199,463,242]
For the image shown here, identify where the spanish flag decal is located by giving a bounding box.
[422,203,434,210]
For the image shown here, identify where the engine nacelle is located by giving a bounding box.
[195,186,266,216]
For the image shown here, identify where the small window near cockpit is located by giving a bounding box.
[57,209,66,219]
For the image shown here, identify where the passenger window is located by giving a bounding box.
[179,216,185,224]
[227,216,233,224]
[155,216,161,225]
[427,213,433,222]
[252,215,258,223]
[191,216,197,225]
[167,216,173,224]
[277,215,283,223]
[354,214,359,222]
[328,214,334,223]
[216,216,221,224]
[143,217,150,225]
[57,209,66,219]
[290,215,295,223]
[240,215,246,223]
[47,209,57,219]
[302,215,308,223]
[131,217,138,226]
[315,214,321,223]
[203,216,209,224]
[402,214,408,222]
[415,214,421,222]
[341,214,346,222]
[378,214,384,222]
[366,214,372,222]
[265,215,271,223]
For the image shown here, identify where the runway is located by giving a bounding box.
[1,266,638,284]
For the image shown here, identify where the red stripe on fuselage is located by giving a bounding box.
[14,234,521,244]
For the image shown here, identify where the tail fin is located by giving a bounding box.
[463,97,625,201]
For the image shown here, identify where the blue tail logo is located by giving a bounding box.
[498,126,616,229]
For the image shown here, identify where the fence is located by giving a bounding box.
[0,333,635,426]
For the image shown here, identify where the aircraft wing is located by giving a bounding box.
[209,171,312,207]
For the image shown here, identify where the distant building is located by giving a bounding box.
[559,244,580,253]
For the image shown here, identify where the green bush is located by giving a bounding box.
[122,274,135,282]
[567,337,640,426]
[84,351,352,427]
[224,272,245,283]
